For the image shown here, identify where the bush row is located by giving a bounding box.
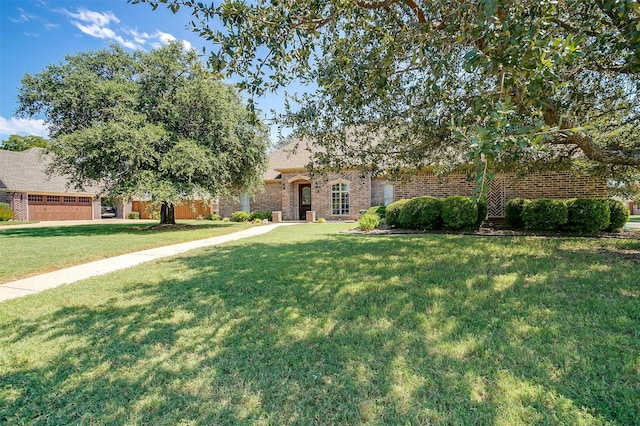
[0,202,13,221]
[383,196,487,231]
[231,211,273,222]
[506,197,629,232]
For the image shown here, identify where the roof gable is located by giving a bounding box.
[264,140,314,180]
[0,148,100,195]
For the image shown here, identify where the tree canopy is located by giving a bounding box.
[18,42,268,224]
[134,0,640,197]
[0,134,49,151]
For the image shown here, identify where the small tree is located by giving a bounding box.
[17,43,268,225]
[0,135,49,151]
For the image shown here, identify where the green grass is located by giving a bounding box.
[0,221,40,227]
[628,215,640,222]
[0,221,253,283]
[1,224,639,425]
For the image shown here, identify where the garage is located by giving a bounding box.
[27,194,94,221]
[0,148,102,221]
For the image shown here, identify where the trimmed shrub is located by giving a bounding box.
[358,213,380,232]
[399,196,442,230]
[442,196,478,231]
[317,217,326,223]
[127,211,140,219]
[231,211,250,222]
[249,211,272,221]
[600,198,630,231]
[205,213,222,221]
[475,199,488,229]
[522,198,568,230]
[367,205,386,218]
[505,198,530,228]
[565,198,610,232]
[385,199,410,228]
[0,202,13,221]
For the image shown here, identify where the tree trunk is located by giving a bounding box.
[160,201,176,225]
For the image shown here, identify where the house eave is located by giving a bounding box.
[0,188,99,197]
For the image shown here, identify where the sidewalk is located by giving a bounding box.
[0,223,298,303]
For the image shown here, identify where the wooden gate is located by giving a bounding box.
[486,178,506,218]
[132,200,213,219]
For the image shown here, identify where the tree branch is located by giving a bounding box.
[550,132,640,166]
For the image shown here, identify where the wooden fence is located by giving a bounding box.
[132,200,213,220]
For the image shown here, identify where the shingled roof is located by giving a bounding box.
[0,148,100,195]
[264,139,314,181]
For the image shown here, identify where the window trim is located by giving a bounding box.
[330,181,350,216]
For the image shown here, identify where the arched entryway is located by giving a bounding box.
[286,175,312,220]
[298,183,311,220]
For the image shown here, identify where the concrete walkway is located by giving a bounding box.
[0,223,298,303]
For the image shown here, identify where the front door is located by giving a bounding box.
[298,183,311,220]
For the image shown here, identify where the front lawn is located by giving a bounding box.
[1,224,638,424]
[0,221,253,283]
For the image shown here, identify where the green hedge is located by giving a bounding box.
[0,202,13,221]
[522,199,568,231]
[231,211,250,222]
[506,198,530,229]
[127,211,140,220]
[399,196,442,230]
[601,199,630,231]
[205,213,222,221]
[249,211,272,221]
[442,196,478,231]
[565,198,610,232]
[367,205,386,218]
[385,199,410,228]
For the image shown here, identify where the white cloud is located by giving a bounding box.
[65,8,119,27]
[0,116,49,139]
[62,7,193,52]
[74,22,138,49]
[9,7,37,23]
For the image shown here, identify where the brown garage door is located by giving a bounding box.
[28,194,93,221]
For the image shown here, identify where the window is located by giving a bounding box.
[28,194,43,202]
[383,185,394,206]
[46,195,60,203]
[79,197,91,204]
[240,193,250,212]
[331,183,350,215]
[64,196,76,203]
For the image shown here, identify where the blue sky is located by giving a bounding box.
[0,0,295,141]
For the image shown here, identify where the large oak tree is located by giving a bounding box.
[134,0,639,197]
[18,42,268,224]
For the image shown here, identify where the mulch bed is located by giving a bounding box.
[345,225,640,239]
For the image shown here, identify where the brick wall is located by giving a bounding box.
[10,192,28,221]
[311,171,371,221]
[218,182,283,219]
[387,170,607,217]
[218,170,608,221]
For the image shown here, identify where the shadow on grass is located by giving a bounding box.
[0,222,238,239]
[1,232,638,424]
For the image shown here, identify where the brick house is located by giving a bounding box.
[0,148,218,221]
[0,148,102,221]
[218,141,608,221]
